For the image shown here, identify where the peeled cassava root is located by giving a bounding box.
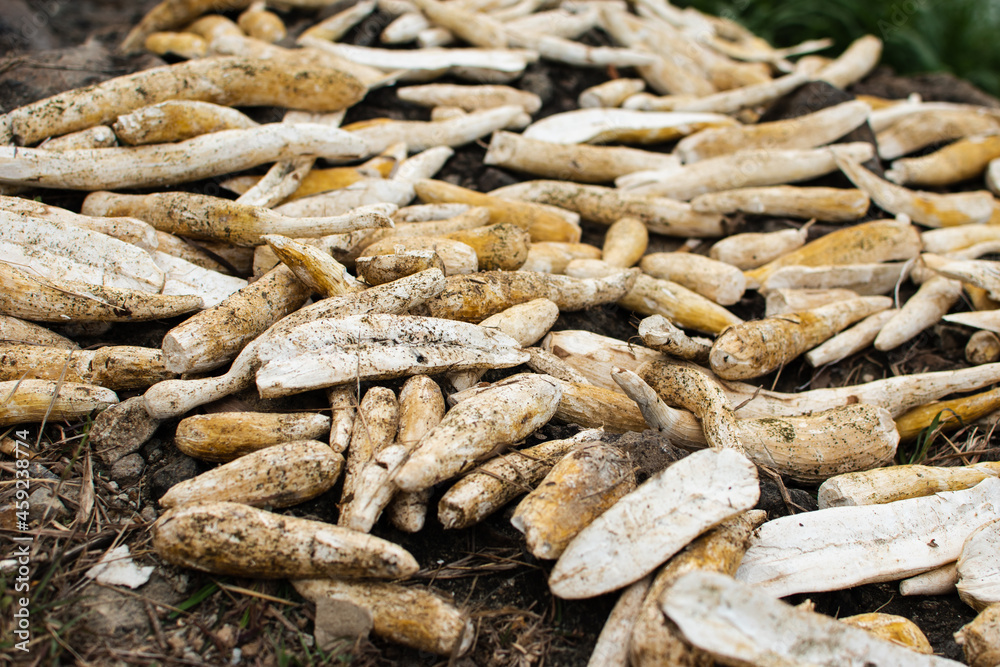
[631,363,899,482]
[153,501,419,579]
[5,55,365,146]
[548,447,759,599]
[663,571,960,667]
[9,1,1000,662]
[709,296,893,380]
[0,380,118,426]
[293,578,473,657]
[735,478,1000,598]
[159,440,343,509]
[253,313,529,396]
[0,343,174,390]
[174,411,332,462]
[395,373,563,492]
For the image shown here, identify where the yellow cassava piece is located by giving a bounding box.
[82,192,391,247]
[512,442,636,560]
[174,411,332,462]
[629,511,766,667]
[143,31,208,59]
[6,56,365,146]
[520,242,603,274]
[413,268,638,322]
[112,100,258,146]
[834,147,996,228]
[152,501,419,579]
[437,430,601,530]
[548,377,648,433]
[238,2,286,42]
[955,603,1000,667]
[710,296,892,380]
[0,379,118,426]
[818,462,1000,509]
[339,386,398,519]
[564,259,742,335]
[383,375,446,534]
[0,344,174,391]
[709,227,809,270]
[639,252,746,306]
[744,216,921,287]
[159,440,342,509]
[293,578,474,657]
[602,217,648,268]
[262,235,364,298]
[160,265,311,374]
[356,249,451,285]
[414,179,581,243]
[894,386,1000,441]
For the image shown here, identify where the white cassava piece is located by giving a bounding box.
[735,477,1000,598]
[957,518,1000,611]
[142,269,447,419]
[394,373,563,492]
[0,124,370,190]
[521,108,737,145]
[548,448,759,599]
[662,571,962,666]
[254,313,528,396]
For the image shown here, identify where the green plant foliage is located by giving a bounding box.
[674,0,1000,96]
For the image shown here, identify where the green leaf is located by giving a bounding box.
[169,582,219,619]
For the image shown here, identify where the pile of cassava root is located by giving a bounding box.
[4,0,1000,663]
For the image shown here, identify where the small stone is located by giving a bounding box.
[80,581,151,637]
[28,487,68,522]
[140,505,158,523]
[91,396,163,466]
[110,453,144,485]
[314,598,373,651]
[216,624,237,650]
[149,457,200,500]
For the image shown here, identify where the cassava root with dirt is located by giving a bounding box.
[4,0,1000,664]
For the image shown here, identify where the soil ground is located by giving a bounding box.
[1,1,999,665]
